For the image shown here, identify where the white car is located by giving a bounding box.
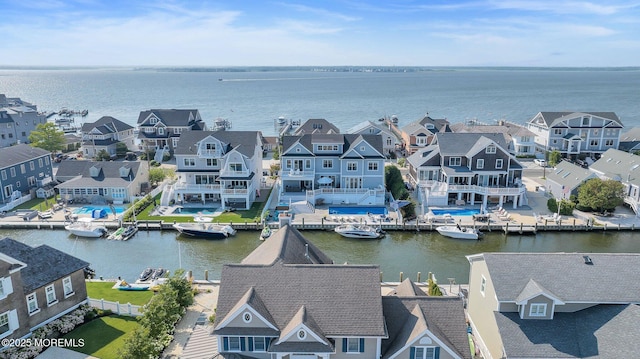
[533,159,547,167]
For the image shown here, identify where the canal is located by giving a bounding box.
[2,228,639,284]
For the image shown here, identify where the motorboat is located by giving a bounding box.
[173,222,236,239]
[334,224,384,239]
[151,268,166,280]
[65,218,108,238]
[436,225,482,240]
[260,226,271,240]
[115,224,138,241]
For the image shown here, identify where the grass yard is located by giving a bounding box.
[63,315,139,359]
[87,281,154,306]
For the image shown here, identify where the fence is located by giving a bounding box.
[88,297,143,317]
[0,193,33,212]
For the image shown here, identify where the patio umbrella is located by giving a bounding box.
[391,200,411,210]
[317,177,333,185]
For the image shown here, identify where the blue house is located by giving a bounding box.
[0,144,53,207]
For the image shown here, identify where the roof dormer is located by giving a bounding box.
[89,166,101,178]
[119,166,131,178]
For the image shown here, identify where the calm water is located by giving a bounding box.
[1,68,639,136]
[2,228,639,284]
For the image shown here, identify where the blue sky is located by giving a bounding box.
[1,0,639,67]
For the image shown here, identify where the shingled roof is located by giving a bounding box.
[281,134,384,158]
[0,144,50,169]
[0,238,89,292]
[174,131,261,158]
[81,116,133,134]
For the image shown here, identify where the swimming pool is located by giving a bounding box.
[73,206,126,215]
[175,208,219,215]
[430,208,480,216]
[329,206,388,215]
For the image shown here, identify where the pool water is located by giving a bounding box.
[329,206,388,215]
[73,206,126,215]
[176,208,219,215]
[431,208,480,216]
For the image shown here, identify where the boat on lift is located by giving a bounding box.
[334,224,384,239]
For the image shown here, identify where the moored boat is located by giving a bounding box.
[436,225,482,240]
[139,267,153,282]
[335,224,384,239]
[173,222,236,239]
[65,218,107,238]
[260,226,271,240]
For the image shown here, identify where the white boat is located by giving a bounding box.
[335,224,384,239]
[65,218,108,238]
[173,222,236,239]
[436,225,481,240]
[260,226,271,240]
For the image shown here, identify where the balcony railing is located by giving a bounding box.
[197,149,222,158]
[448,184,526,195]
[223,188,250,195]
[282,169,315,178]
[219,169,252,178]
[173,183,221,192]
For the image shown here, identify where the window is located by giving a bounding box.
[20,164,26,174]
[582,117,589,125]
[46,285,57,306]
[414,347,438,359]
[529,303,547,317]
[27,293,39,314]
[1,171,5,180]
[183,158,195,167]
[386,138,392,146]
[344,338,363,353]
[63,277,74,297]
[486,145,496,154]
[10,168,15,177]
[30,161,35,171]
[554,129,562,135]
[305,160,311,169]
[605,139,614,146]
[347,162,357,171]
[480,276,486,296]
[496,159,503,169]
[477,159,484,169]
[243,312,252,323]
[253,337,267,351]
[228,337,241,351]
[449,157,461,166]
[368,162,378,171]
[38,159,43,167]
[206,159,218,167]
[229,163,243,172]
[297,329,306,339]
[590,139,599,147]
[416,137,427,145]
[205,143,216,150]
[322,159,333,169]
[0,312,9,335]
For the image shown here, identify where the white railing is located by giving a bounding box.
[624,196,640,216]
[222,188,249,195]
[220,169,252,178]
[417,180,438,187]
[282,169,315,178]
[197,149,222,157]
[0,193,32,212]
[174,183,222,192]
[448,184,526,196]
[88,298,142,317]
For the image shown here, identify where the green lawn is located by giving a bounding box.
[87,281,154,306]
[63,315,139,359]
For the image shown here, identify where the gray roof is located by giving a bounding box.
[450,122,535,139]
[242,225,333,265]
[81,116,133,134]
[281,134,384,158]
[55,160,143,188]
[535,112,622,128]
[0,238,89,292]
[495,304,640,358]
[293,119,340,135]
[0,144,50,169]
[477,253,640,303]
[401,116,450,135]
[590,149,640,186]
[434,132,509,157]
[619,127,640,152]
[545,161,596,191]
[381,297,471,359]
[137,109,202,126]
[215,263,386,337]
[174,131,261,158]
[387,278,428,297]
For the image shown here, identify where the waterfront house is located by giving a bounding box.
[291,118,340,136]
[396,116,450,155]
[213,225,470,359]
[170,131,263,210]
[136,109,207,159]
[589,148,640,216]
[55,160,148,204]
[618,127,640,153]
[0,94,47,148]
[466,252,640,359]
[80,116,135,159]
[526,112,623,160]
[280,133,385,206]
[0,144,53,207]
[544,160,597,201]
[0,238,89,343]
[346,120,400,156]
[406,132,526,209]
[63,133,82,153]
[450,120,537,157]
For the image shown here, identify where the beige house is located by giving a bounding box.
[466,252,640,359]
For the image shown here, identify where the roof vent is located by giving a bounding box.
[583,255,593,265]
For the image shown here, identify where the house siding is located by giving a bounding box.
[521,295,554,320]
[0,153,52,204]
[332,337,378,359]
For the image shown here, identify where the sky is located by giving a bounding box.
[1,0,639,67]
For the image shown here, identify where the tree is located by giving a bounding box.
[95,149,111,161]
[577,178,624,212]
[548,150,562,167]
[165,269,194,308]
[116,142,128,157]
[384,165,408,200]
[28,122,65,154]
[272,144,280,160]
[148,167,166,186]
[269,163,281,177]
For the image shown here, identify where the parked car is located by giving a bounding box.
[533,159,547,167]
